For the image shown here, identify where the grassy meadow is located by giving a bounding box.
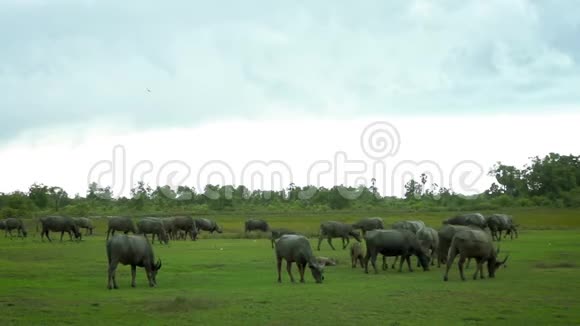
[1,208,579,325]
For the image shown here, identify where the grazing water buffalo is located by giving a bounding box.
[317,221,362,251]
[106,216,136,240]
[245,219,269,233]
[437,224,476,267]
[270,228,300,248]
[486,214,518,241]
[137,218,169,245]
[195,218,222,234]
[350,242,364,269]
[275,234,325,283]
[74,217,94,235]
[364,229,430,274]
[443,213,487,229]
[39,216,81,242]
[172,216,198,241]
[160,217,176,240]
[417,226,439,267]
[443,228,509,281]
[4,218,27,238]
[106,234,162,289]
[352,217,384,235]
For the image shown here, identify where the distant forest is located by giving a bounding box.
[1,153,579,218]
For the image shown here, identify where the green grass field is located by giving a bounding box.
[1,208,579,325]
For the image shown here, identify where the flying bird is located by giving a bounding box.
[146,88,151,93]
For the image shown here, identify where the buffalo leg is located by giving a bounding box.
[398,255,405,272]
[443,249,458,281]
[106,228,111,240]
[472,259,482,280]
[145,268,155,287]
[108,262,119,289]
[382,256,387,271]
[131,265,137,287]
[369,252,378,274]
[458,255,467,281]
[60,231,65,242]
[68,231,74,241]
[359,256,364,268]
[406,256,414,272]
[317,235,324,251]
[327,237,336,251]
[342,237,350,249]
[298,263,306,283]
[276,257,283,283]
[392,256,399,269]
[363,250,373,274]
[286,261,295,283]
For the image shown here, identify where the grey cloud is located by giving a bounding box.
[1,0,579,140]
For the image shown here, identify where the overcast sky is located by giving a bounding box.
[0,1,579,197]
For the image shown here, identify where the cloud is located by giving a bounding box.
[0,0,579,140]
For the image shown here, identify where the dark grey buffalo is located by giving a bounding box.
[443,228,509,281]
[0,220,5,232]
[443,213,487,229]
[389,220,426,267]
[39,216,81,242]
[270,228,300,248]
[3,218,28,238]
[350,242,364,269]
[352,217,384,235]
[106,216,136,240]
[245,219,269,233]
[160,217,176,240]
[137,218,169,245]
[74,217,94,235]
[364,229,430,274]
[486,214,518,241]
[417,226,439,267]
[392,220,425,233]
[194,218,223,234]
[317,221,362,251]
[274,234,324,284]
[172,216,198,240]
[106,234,162,289]
[437,224,475,267]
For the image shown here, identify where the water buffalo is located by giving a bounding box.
[195,218,222,234]
[270,228,300,248]
[3,217,28,238]
[392,220,425,233]
[364,229,430,274]
[172,216,198,241]
[39,216,81,242]
[137,218,169,245]
[245,219,269,233]
[417,226,439,267]
[106,216,136,240]
[350,242,364,269]
[437,224,476,267]
[443,228,509,281]
[443,213,487,229]
[352,217,384,235]
[106,234,162,289]
[160,217,176,240]
[274,234,325,283]
[317,221,362,251]
[316,256,338,267]
[486,214,518,241]
[74,217,94,235]
[0,220,5,232]
[390,220,426,267]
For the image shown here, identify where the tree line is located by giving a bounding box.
[1,153,578,218]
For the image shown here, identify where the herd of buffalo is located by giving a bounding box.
[0,212,517,288]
